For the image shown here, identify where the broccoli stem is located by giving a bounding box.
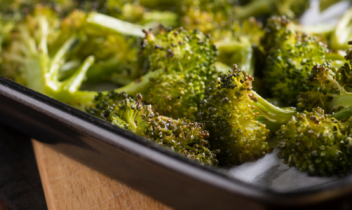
[139,0,179,10]
[46,37,78,90]
[215,62,232,74]
[113,69,162,95]
[62,90,98,109]
[45,56,98,108]
[251,91,296,124]
[215,40,254,76]
[326,93,352,112]
[86,12,145,37]
[61,56,95,93]
[235,0,273,19]
[17,26,46,92]
[326,52,345,60]
[85,59,136,85]
[59,59,136,86]
[290,22,335,36]
[332,105,352,120]
[256,117,283,132]
[320,0,343,12]
[142,11,179,28]
[39,17,49,56]
[58,60,81,80]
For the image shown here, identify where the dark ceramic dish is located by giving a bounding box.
[1,76,352,210]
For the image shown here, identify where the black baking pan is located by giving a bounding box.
[1,76,352,210]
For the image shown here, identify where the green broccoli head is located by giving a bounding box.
[297,52,352,113]
[53,10,141,85]
[117,27,219,119]
[86,91,218,165]
[198,66,272,165]
[140,27,218,74]
[277,107,352,176]
[297,44,352,113]
[2,6,154,103]
[1,6,99,108]
[2,5,61,86]
[262,16,328,106]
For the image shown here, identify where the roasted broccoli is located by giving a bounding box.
[198,66,295,165]
[89,5,263,78]
[297,47,352,113]
[3,0,352,176]
[1,6,160,106]
[277,107,352,176]
[276,42,352,176]
[2,6,219,118]
[261,16,330,106]
[176,0,264,75]
[86,91,219,165]
[1,6,101,108]
[51,10,142,86]
[179,0,309,35]
[109,27,219,119]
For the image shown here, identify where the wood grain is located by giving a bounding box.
[32,140,172,210]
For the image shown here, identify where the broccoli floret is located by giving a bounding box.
[178,1,264,76]
[179,0,309,34]
[89,7,262,78]
[197,66,296,165]
[297,47,352,113]
[111,27,219,119]
[51,10,142,86]
[2,7,218,118]
[277,107,352,176]
[1,7,159,107]
[261,16,331,106]
[86,91,218,166]
[1,6,99,108]
[198,69,271,165]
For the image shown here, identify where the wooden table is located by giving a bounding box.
[32,140,172,210]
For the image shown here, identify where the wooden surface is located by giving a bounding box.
[0,198,10,210]
[32,140,172,210]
